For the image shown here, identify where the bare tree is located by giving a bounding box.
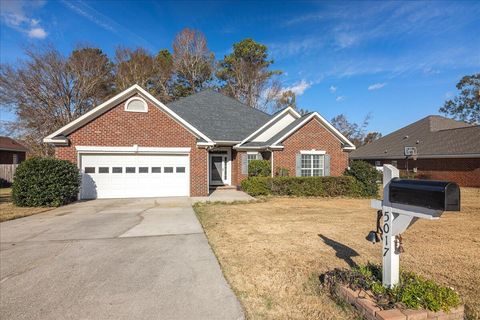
[115,47,155,91]
[0,46,114,156]
[172,28,214,96]
[331,113,372,147]
[274,90,297,111]
[114,47,174,101]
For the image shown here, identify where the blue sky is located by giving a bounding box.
[1,0,479,134]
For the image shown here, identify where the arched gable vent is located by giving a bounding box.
[125,97,148,113]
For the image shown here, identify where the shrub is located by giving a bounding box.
[241,176,363,197]
[321,263,461,312]
[248,159,271,177]
[344,160,380,197]
[12,157,81,207]
[276,167,289,176]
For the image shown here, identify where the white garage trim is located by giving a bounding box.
[75,145,191,154]
[79,152,191,199]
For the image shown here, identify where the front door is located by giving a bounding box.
[209,152,230,186]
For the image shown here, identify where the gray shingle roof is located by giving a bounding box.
[350,115,480,159]
[167,90,272,141]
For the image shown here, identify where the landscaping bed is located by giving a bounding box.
[194,188,480,319]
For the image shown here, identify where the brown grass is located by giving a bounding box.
[195,188,480,320]
[0,188,52,222]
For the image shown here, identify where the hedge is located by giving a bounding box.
[344,160,380,197]
[12,157,81,207]
[248,159,271,177]
[241,176,364,197]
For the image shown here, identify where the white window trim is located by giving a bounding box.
[124,97,148,113]
[300,153,325,177]
[300,150,326,155]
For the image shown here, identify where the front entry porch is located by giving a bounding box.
[208,148,232,188]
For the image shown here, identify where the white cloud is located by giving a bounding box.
[329,85,337,93]
[28,27,47,39]
[60,0,155,50]
[336,96,345,102]
[335,33,358,48]
[368,83,386,90]
[282,80,312,96]
[0,0,47,39]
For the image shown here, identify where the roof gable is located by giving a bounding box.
[237,112,356,150]
[44,85,213,144]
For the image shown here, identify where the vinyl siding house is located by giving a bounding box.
[44,85,356,199]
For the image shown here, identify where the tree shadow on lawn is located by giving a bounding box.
[318,234,359,268]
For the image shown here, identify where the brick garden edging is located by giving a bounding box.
[335,285,464,320]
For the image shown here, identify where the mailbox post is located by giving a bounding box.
[370,165,460,288]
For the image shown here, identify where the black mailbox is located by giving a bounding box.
[389,178,460,211]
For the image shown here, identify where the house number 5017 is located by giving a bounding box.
[383,211,390,257]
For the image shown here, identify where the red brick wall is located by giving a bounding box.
[55,94,208,196]
[0,151,26,164]
[273,118,350,176]
[365,158,480,187]
[232,150,249,187]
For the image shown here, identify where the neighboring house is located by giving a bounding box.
[44,85,355,199]
[0,136,28,164]
[350,115,480,187]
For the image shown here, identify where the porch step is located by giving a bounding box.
[210,185,237,190]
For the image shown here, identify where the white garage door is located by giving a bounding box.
[80,153,190,199]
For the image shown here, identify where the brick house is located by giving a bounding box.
[350,115,480,187]
[44,85,355,199]
[0,136,28,164]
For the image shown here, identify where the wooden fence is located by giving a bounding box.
[0,164,18,186]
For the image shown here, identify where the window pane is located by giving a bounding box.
[301,169,311,177]
[312,169,321,176]
[151,167,161,173]
[312,155,320,168]
[176,167,185,173]
[139,167,148,173]
[126,167,136,173]
[84,167,95,174]
[164,167,173,173]
[112,167,122,173]
[99,167,109,173]
[301,154,311,169]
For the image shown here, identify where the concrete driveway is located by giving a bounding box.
[0,198,244,320]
